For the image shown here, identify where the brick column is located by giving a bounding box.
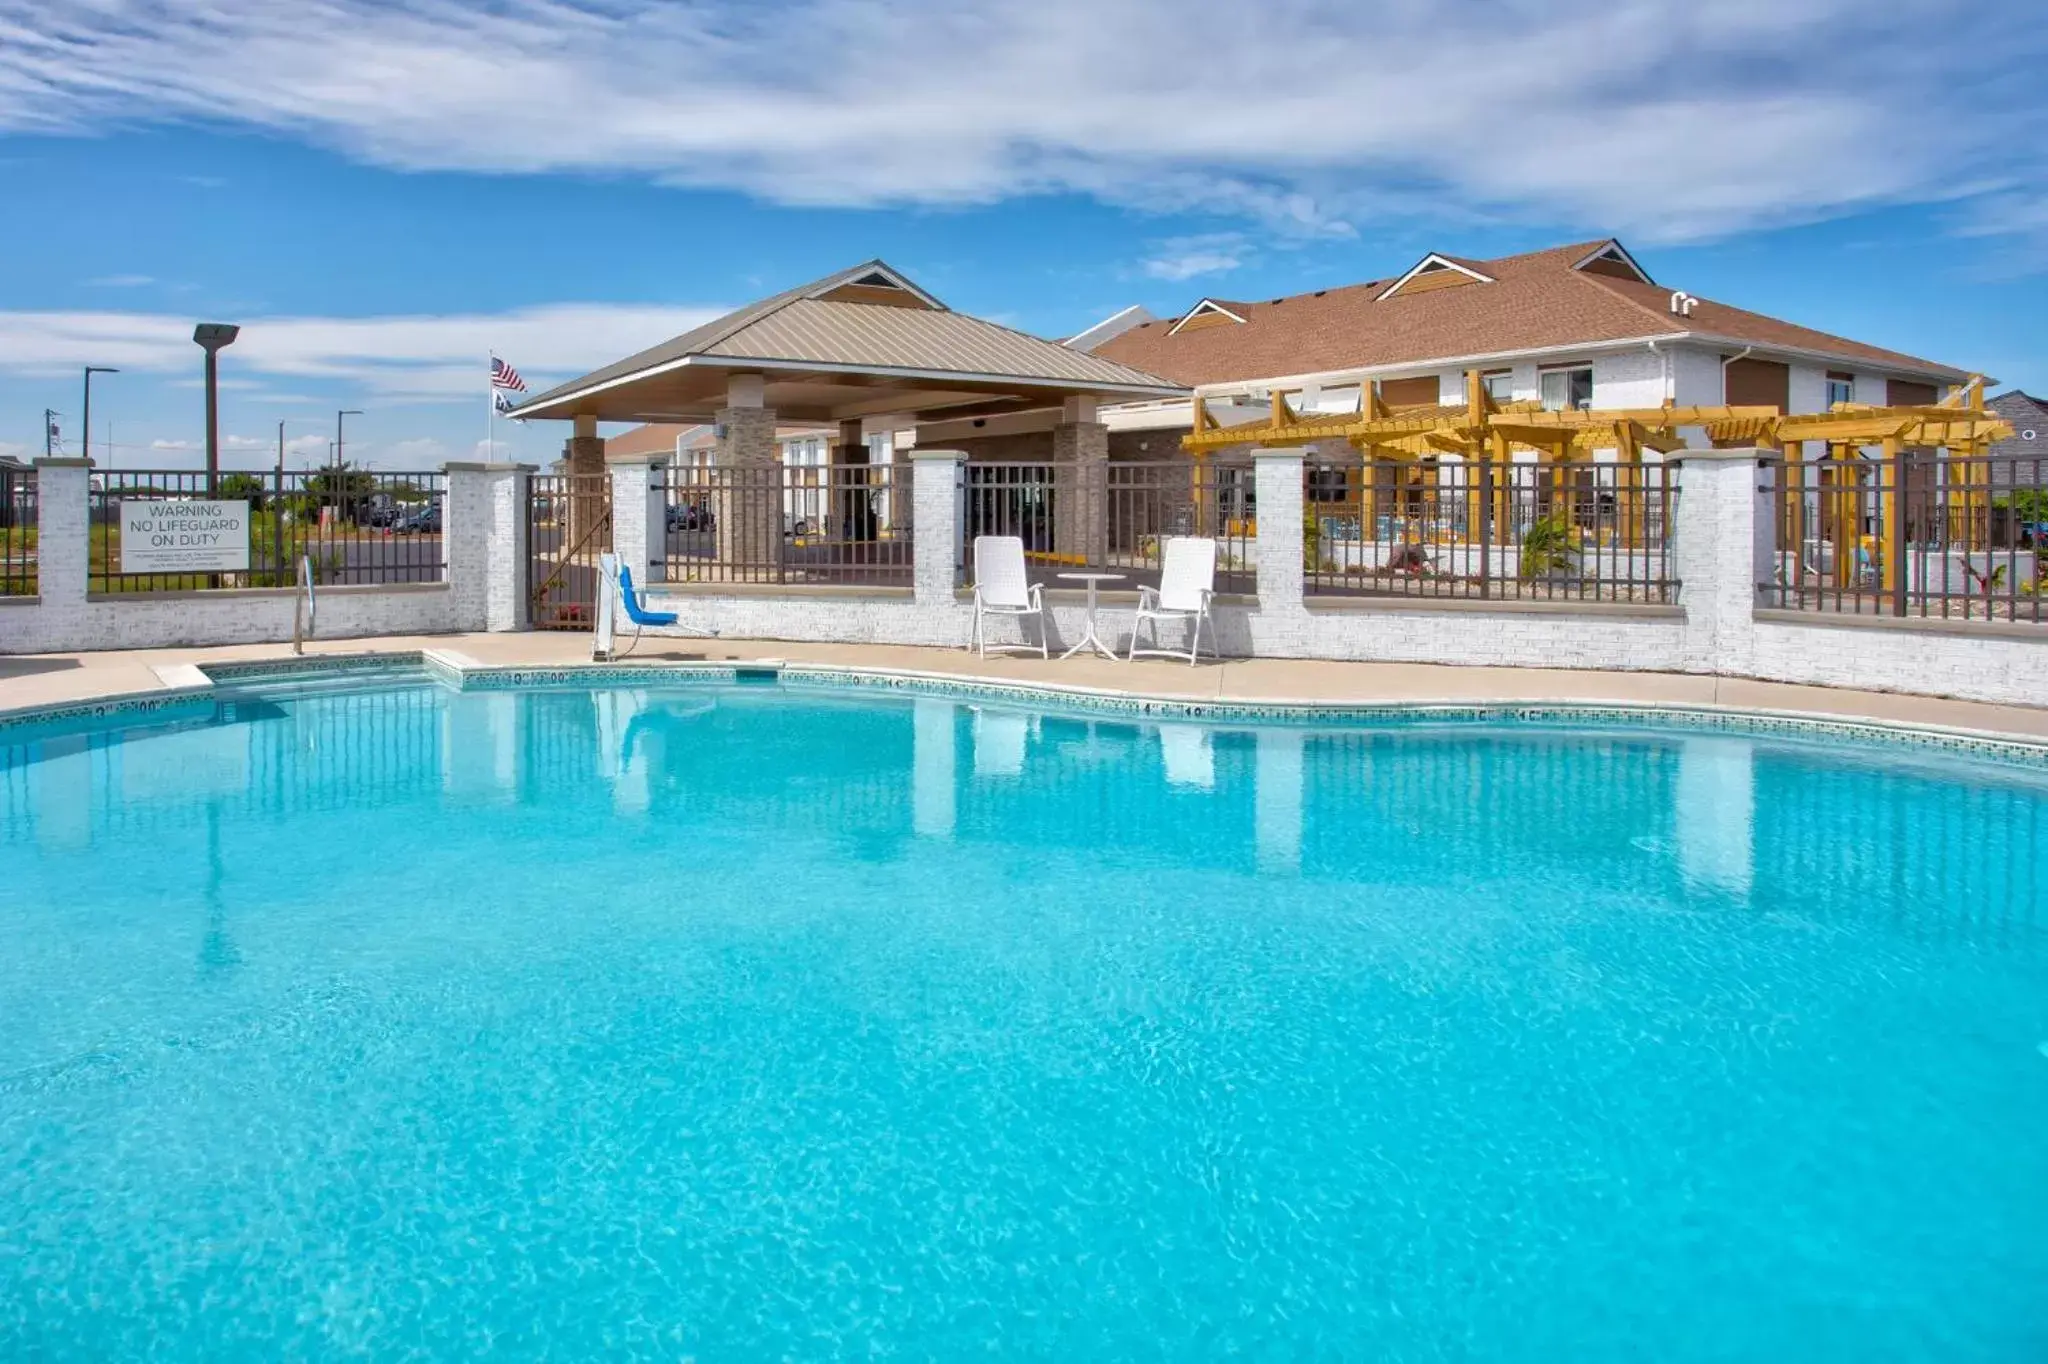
[1674,448,1771,676]
[832,417,877,545]
[30,458,90,609]
[884,427,913,540]
[715,398,780,574]
[445,462,532,633]
[1052,395,1108,563]
[560,413,608,564]
[912,449,964,609]
[607,452,665,585]
[1253,449,1305,612]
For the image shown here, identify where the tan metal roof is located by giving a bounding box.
[702,297,1169,388]
[514,260,1182,421]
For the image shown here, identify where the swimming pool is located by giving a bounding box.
[3,673,2044,1360]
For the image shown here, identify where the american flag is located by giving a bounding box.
[490,356,527,392]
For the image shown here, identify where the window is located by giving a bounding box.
[1540,367,1593,412]
[1825,372,1854,410]
[1307,466,1350,503]
[1482,370,1514,403]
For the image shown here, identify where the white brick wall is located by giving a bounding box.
[0,460,488,654]
[8,446,2048,710]
[1750,621,2048,707]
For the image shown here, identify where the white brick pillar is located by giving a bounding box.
[608,453,665,585]
[1674,448,1771,676]
[31,458,90,609]
[445,461,532,633]
[1253,449,1305,613]
[912,449,964,609]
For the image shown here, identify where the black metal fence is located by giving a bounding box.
[85,469,445,594]
[961,459,1256,595]
[657,463,910,586]
[1302,458,1680,603]
[1,466,32,597]
[1758,452,2047,621]
[529,472,612,628]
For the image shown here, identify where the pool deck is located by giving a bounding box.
[6,630,2048,741]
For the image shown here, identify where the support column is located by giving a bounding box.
[714,373,779,574]
[883,422,913,541]
[30,458,89,609]
[1052,394,1108,564]
[607,451,666,586]
[563,413,605,475]
[444,462,531,632]
[1674,448,1770,677]
[911,449,965,611]
[1253,449,1305,613]
[832,417,876,545]
[561,412,608,566]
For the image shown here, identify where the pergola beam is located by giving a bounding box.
[1184,368,2012,458]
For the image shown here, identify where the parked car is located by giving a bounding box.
[667,501,714,531]
[396,505,441,534]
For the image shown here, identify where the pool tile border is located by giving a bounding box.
[6,652,2048,769]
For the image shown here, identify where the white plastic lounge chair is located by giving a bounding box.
[1129,537,1216,665]
[970,535,1048,658]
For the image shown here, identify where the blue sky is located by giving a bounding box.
[1,0,2043,470]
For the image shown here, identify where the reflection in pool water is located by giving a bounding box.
[2,683,2045,1360]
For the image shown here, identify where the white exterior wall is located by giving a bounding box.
[1589,345,1666,409]
[1669,346,1723,406]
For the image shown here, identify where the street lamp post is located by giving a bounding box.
[82,367,118,466]
[335,409,363,471]
[334,409,364,528]
[192,324,241,495]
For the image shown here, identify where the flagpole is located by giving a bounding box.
[486,350,495,461]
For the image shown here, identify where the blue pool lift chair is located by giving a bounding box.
[595,553,712,661]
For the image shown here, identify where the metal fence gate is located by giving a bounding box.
[527,473,612,629]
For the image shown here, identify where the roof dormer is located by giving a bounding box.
[1167,299,1250,336]
[1570,240,1654,285]
[1376,254,1495,301]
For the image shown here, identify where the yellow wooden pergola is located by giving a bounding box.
[1182,370,2013,577]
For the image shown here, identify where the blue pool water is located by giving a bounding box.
[2,680,2045,1361]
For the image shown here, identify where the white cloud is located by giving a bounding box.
[0,440,27,461]
[384,437,454,464]
[0,302,725,399]
[1140,233,1252,282]
[0,0,2039,242]
[85,274,154,287]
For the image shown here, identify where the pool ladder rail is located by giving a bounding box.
[292,555,316,656]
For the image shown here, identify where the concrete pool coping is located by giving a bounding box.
[6,631,2048,751]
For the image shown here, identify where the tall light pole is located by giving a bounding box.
[82,367,118,466]
[193,324,240,494]
[276,417,321,481]
[335,409,363,471]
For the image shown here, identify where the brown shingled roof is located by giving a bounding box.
[1095,239,1959,387]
